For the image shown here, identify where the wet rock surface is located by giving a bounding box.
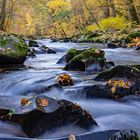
[0,40,140,139]
[95,65,140,81]
[0,95,97,138]
[85,82,140,99]
[0,35,28,65]
[86,65,140,99]
[29,40,39,47]
[59,48,110,72]
[109,130,139,140]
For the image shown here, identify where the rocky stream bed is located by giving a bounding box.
[0,38,140,140]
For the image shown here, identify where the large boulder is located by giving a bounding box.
[0,35,28,65]
[63,48,106,72]
[0,95,97,138]
[85,65,140,99]
[95,65,140,81]
[85,79,140,99]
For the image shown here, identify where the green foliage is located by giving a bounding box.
[86,17,132,32]
[125,31,140,43]
[7,109,15,118]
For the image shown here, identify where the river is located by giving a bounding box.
[0,39,140,139]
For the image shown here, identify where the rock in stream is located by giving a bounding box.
[0,95,97,138]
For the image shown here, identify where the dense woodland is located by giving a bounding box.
[0,0,140,38]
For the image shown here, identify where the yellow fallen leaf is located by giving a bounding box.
[69,134,76,140]
[111,86,116,94]
[21,98,31,106]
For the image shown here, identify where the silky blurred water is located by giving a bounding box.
[0,40,140,139]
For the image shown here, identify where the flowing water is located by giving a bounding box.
[0,40,140,139]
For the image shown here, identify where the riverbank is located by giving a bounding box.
[49,29,140,49]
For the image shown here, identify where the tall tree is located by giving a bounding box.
[0,0,7,31]
[108,0,116,17]
[126,0,139,23]
[101,0,110,18]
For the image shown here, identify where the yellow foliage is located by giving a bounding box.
[86,17,132,32]
[47,0,69,14]
[128,37,140,48]
[99,17,132,30]
[86,24,99,32]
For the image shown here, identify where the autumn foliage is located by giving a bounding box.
[0,0,139,38]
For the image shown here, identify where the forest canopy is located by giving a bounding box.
[0,0,140,38]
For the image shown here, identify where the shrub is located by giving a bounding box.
[86,17,132,32]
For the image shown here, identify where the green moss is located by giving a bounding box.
[67,48,84,62]
[0,35,28,58]
[67,48,105,63]
[125,31,140,43]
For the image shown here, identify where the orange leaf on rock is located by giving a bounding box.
[111,87,116,94]
[38,98,49,107]
[21,98,31,106]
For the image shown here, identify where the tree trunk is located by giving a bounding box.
[108,0,116,17]
[102,0,110,18]
[0,0,7,31]
[127,0,139,23]
[82,0,100,28]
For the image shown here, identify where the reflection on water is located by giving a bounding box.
[0,40,140,139]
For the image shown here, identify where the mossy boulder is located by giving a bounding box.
[95,65,140,81]
[64,48,106,71]
[0,95,97,137]
[0,35,28,65]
